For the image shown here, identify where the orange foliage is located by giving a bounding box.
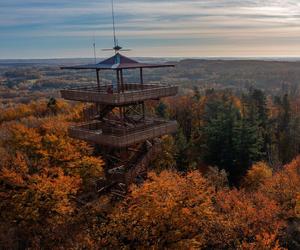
[12,167,81,223]
[1,97,300,249]
[215,189,284,248]
[4,123,42,156]
[0,99,74,123]
[260,156,300,218]
[0,151,28,189]
[0,100,104,248]
[99,171,217,249]
[240,232,285,250]
[296,194,300,218]
[95,170,286,249]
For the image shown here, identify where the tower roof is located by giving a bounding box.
[61,53,175,70]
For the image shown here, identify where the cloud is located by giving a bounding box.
[1,0,300,58]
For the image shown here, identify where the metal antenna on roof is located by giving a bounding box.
[102,0,131,53]
[111,0,117,51]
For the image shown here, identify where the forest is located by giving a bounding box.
[1,58,300,104]
[0,60,300,249]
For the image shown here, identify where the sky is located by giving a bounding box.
[1,0,300,59]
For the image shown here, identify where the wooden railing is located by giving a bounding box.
[64,83,165,92]
[61,83,178,104]
[68,119,177,148]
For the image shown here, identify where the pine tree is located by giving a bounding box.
[175,128,190,172]
[200,93,264,183]
[155,102,168,118]
[275,94,294,164]
[200,95,237,180]
[233,110,264,180]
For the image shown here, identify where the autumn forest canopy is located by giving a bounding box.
[0,59,300,249]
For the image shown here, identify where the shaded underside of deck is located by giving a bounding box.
[68,119,177,148]
[60,84,178,104]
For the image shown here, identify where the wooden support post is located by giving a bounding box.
[120,69,125,92]
[142,102,145,120]
[119,106,125,126]
[140,68,144,89]
[96,69,100,91]
[116,69,120,93]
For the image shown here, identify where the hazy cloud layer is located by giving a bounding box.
[1,0,300,58]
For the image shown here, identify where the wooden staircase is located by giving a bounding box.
[82,139,162,200]
[83,104,114,121]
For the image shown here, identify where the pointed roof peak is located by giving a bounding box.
[99,53,139,67]
[61,53,175,70]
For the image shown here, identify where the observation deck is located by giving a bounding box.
[61,83,178,105]
[68,118,177,148]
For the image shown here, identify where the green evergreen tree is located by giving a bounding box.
[192,86,201,101]
[155,102,168,118]
[200,95,237,180]
[47,97,58,115]
[233,110,264,179]
[200,93,264,183]
[276,94,293,164]
[175,128,190,172]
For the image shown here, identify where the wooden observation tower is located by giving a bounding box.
[60,1,178,196]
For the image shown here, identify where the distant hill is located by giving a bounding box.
[172,59,300,93]
[2,58,300,98]
[0,57,182,67]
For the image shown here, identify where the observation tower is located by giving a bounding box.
[60,1,178,196]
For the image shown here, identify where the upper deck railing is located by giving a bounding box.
[60,83,178,104]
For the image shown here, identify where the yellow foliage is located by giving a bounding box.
[151,135,176,172]
[70,156,105,189]
[0,99,81,124]
[13,167,81,224]
[3,123,42,156]
[243,162,273,191]
[41,133,81,164]
[39,117,69,136]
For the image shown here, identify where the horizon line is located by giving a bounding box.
[2,55,300,61]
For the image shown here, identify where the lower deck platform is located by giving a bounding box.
[69,118,177,148]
